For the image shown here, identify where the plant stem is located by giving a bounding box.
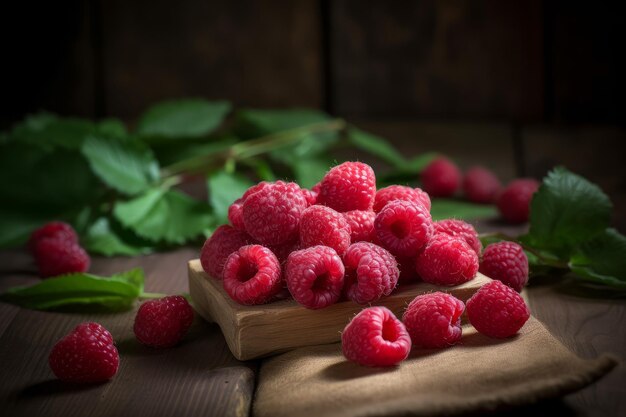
[139,292,167,299]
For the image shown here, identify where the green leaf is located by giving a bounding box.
[347,127,406,168]
[569,228,626,289]
[207,170,254,224]
[137,99,231,139]
[82,217,154,256]
[155,136,238,167]
[10,113,95,150]
[0,209,52,248]
[0,269,144,311]
[113,188,214,244]
[403,152,439,173]
[291,158,329,189]
[430,199,498,221]
[235,108,330,138]
[81,135,159,195]
[527,167,612,251]
[96,118,128,138]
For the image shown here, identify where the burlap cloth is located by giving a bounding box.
[253,316,617,417]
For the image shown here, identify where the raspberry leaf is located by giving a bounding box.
[10,112,95,150]
[569,228,626,290]
[430,199,497,221]
[207,170,253,224]
[347,127,407,168]
[234,108,331,138]
[82,217,154,257]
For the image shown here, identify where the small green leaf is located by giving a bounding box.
[235,108,330,138]
[291,158,329,189]
[569,228,626,289]
[10,113,95,150]
[0,209,53,248]
[347,127,406,168]
[82,217,154,256]
[207,170,254,224]
[96,118,127,137]
[430,199,498,221]
[403,152,439,173]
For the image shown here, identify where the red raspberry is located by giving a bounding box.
[29,221,78,251]
[243,181,308,245]
[317,161,376,212]
[49,322,119,383]
[228,182,271,230]
[396,256,420,284]
[342,210,376,242]
[343,242,399,304]
[402,292,465,348]
[421,157,461,197]
[479,242,529,292]
[466,280,530,338]
[374,200,433,257]
[301,188,318,206]
[433,219,482,255]
[415,234,478,286]
[463,166,502,203]
[34,237,90,278]
[299,205,351,255]
[342,306,411,367]
[373,185,431,213]
[223,245,282,305]
[200,225,255,279]
[285,246,345,309]
[497,178,539,223]
[268,239,300,265]
[134,295,194,348]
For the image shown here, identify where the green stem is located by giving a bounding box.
[139,292,167,300]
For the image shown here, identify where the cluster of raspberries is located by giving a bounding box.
[28,221,91,278]
[201,161,530,310]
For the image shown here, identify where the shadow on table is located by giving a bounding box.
[472,398,578,417]
[14,379,107,400]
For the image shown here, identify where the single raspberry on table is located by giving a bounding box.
[375,200,433,257]
[421,157,461,197]
[227,182,270,230]
[317,161,376,212]
[479,242,529,292]
[285,245,345,309]
[402,292,465,348]
[433,219,482,255]
[343,242,399,304]
[200,225,255,279]
[134,296,194,348]
[463,166,502,204]
[466,280,530,338]
[299,205,351,256]
[223,245,283,305]
[342,210,376,243]
[497,178,540,223]
[342,306,411,367]
[243,181,308,246]
[29,221,78,251]
[373,185,431,213]
[49,322,119,383]
[415,234,478,286]
[34,237,90,278]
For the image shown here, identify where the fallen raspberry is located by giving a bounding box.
[299,205,351,255]
[342,306,411,367]
[421,157,461,197]
[285,245,345,309]
[228,182,270,230]
[243,181,308,245]
[463,166,501,203]
[29,221,78,252]
[343,242,399,304]
[200,225,255,279]
[317,161,376,212]
[134,296,194,348]
[223,245,283,305]
[402,292,465,348]
[433,219,482,255]
[415,234,478,286]
[479,242,529,292]
[466,280,530,338]
[373,185,431,213]
[497,178,539,223]
[342,210,376,243]
[375,200,433,257]
[49,322,119,383]
[34,237,90,278]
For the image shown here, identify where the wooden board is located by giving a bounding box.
[188,259,492,361]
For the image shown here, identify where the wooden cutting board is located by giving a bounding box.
[188,259,491,360]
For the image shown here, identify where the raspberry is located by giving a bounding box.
[497,178,539,223]
[48,322,119,383]
[134,296,194,348]
[243,181,308,245]
[415,234,478,286]
[396,256,420,284]
[479,242,529,292]
[421,157,461,197]
[466,280,530,338]
[317,161,376,212]
[374,200,433,257]
[29,221,78,251]
[228,182,271,231]
[433,219,482,255]
[342,210,376,243]
[343,242,399,304]
[268,239,300,265]
[402,292,465,348]
[463,166,501,203]
[342,306,411,367]
[300,205,351,255]
[200,225,255,279]
[301,188,318,206]
[285,245,345,309]
[373,185,431,213]
[223,245,282,305]
[34,237,90,278]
